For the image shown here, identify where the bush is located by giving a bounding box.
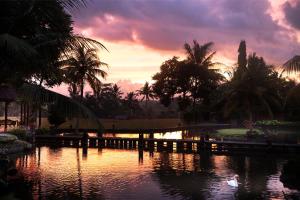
[8,129,27,140]
[216,128,263,138]
[256,120,281,126]
[0,133,18,143]
[35,128,50,135]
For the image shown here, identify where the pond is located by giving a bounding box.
[2,147,300,200]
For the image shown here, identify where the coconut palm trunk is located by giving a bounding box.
[249,111,253,133]
[20,102,23,125]
[145,96,149,118]
[80,79,84,99]
[38,79,43,129]
[38,107,42,128]
[75,79,85,134]
[63,45,107,134]
[246,100,253,133]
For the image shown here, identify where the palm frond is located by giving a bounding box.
[0,33,37,56]
[57,0,87,10]
[69,35,108,52]
[184,43,194,61]
[283,55,300,73]
[91,69,108,78]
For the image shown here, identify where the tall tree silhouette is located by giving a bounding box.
[153,57,179,107]
[111,84,123,100]
[63,45,108,98]
[0,0,106,87]
[138,82,154,108]
[235,40,247,78]
[124,92,140,117]
[153,41,223,121]
[184,40,223,119]
[224,49,281,128]
[184,41,215,66]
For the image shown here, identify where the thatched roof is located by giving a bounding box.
[0,85,17,102]
[283,55,300,73]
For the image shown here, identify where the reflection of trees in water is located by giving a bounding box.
[152,152,284,200]
[76,148,83,199]
[9,152,41,200]
[226,155,278,199]
[151,152,216,200]
[139,149,143,164]
[280,159,300,190]
[8,148,88,200]
[48,146,63,157]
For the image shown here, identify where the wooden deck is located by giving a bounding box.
[35,135,300,153]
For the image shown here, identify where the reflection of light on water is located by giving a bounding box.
[88,133,97,137]
[103,133,139,138]
[211,144,217,149]
[101,131,183,139]
[266,163,297,199]
[11,147,296,199]
[266,173,287,199]
[154,131,182,140]
[16,148,156,199]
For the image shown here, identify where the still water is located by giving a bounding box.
[4,147,300,200]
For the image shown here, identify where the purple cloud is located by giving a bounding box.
[283,0,300,29]
[73,0,300,64]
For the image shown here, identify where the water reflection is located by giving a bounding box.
[3,148,300,200]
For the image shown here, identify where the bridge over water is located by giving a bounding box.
[35,134,300,154]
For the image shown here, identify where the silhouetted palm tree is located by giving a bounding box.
[184,41,216,66]
[224,53,281,128]
[0,0,106,87]
[125,92,139,117]
[1,0,107,130]
[184,40,223,119]
[112,84,123,100]
[138,82,154,107]
[63,45,108,98]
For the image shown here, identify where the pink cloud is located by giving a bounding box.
[116,80,143,96]
[72,0,300,64]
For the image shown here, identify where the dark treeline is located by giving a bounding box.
[70,83,178,119]
[0,0,106,88]
[78,40,300,124]
[1,0,300,127]
[0,0,108,129]
[152,40,298,123]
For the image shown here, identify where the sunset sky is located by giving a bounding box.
[54,0,300,95]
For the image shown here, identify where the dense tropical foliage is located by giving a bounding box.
[0,0,104,87]
[52,39,300,124]
[63,45,107,98]
[0,0,107,130]
[151,40,298,123]
[152,41,224,122]
[222,41,296,124]
[1,0,300,128]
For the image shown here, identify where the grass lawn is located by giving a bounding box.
[214,128,263,138]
